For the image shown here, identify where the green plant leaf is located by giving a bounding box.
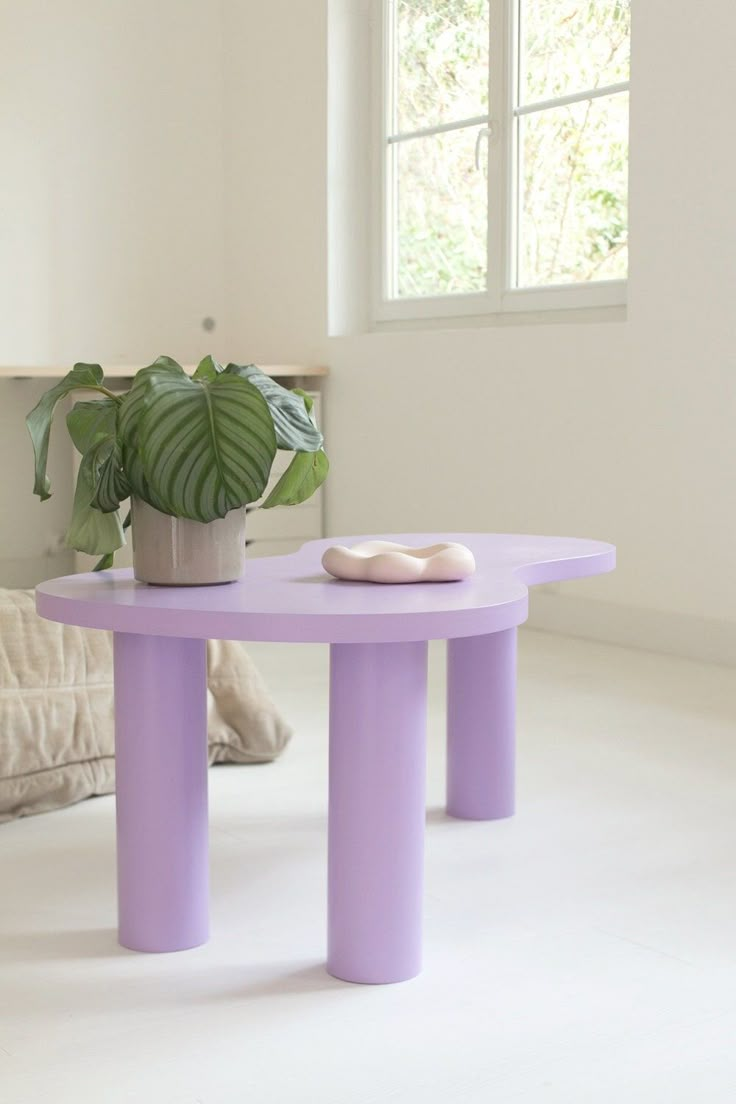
[92,509,130,571]
[292,387,314,415]
[67,399,118,454]
[224,364,323,452]
[93,552,115,572]
[192,355,224,382]
[26,363,106,500]
[117,357,187,513]
[92,439,130,513]
[68,399,130,513]
[139,371,277,522]
[261,448,329,509]
[66,438,125,556]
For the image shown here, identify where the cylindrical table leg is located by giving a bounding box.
[114,632,209,952]
[327,640,428,984]
[446,628,517,821]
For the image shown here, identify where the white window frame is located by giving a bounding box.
[373,0,629,323]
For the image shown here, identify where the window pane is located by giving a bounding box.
[395,0,489,133]
[516,92,628,287]
[520,0,630,106]
[394,127,487,297]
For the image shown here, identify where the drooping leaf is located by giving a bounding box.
[26,363,107,500]
[138,371,277,522]
[92,438,130,513]
[261,448,329,509]
[224,363,323,452]
[67,399,118,454]
[93,552,115,572]
[117,356,187,513]
[66,438,125,556]
[68,399,130,513]
[93,509,130,571]
[292,387,315,415]
[291,387,324,438]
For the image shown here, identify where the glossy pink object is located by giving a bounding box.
[322,540,476,583]
[36,533,615,983]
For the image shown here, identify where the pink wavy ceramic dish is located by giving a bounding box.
[321,540,476,584]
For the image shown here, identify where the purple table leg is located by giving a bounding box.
[327,640,428,984]
[113,632,209,952]
[446,628,517,821]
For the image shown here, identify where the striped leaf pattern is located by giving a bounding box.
[27,353,329,569]
[67,398,130,514]
[138,371,277,522]
[92,439,130,513]
[117,358,185,514]
[225,364,323,452]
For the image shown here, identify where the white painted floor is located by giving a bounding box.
[1,631,735,1103]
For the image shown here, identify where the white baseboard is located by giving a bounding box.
[526,591,736,668]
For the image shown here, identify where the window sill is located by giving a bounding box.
[371,280,627,331]
[369,302,626,333]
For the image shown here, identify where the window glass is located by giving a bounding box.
[395,0,490,132]
[394,126,488,296]
[517,90,629,286]
[520,0,631,106]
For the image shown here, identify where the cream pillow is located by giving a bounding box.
[0,589,292,822]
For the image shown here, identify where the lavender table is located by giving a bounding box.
[36,533,615,984]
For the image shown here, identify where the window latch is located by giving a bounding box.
[474,124,493,170]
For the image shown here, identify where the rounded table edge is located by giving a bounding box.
[34,588,531,644]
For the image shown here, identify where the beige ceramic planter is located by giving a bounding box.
[131,497,247,586]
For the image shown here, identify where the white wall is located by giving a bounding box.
[0,0,229,365]
[0,0,230,581]
[221,0,329,364]
[0,379,76,585]
[2,0,735,661]
[223,0,736,662]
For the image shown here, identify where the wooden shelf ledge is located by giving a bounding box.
[0,363,328,380]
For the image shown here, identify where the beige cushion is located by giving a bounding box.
[0,589,292,822]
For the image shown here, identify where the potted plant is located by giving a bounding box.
[26,355,328,585]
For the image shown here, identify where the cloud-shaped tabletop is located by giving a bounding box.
[36,533,615,644]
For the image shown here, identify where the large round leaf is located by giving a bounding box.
[224,364,323,452]
[138,371,277,522]
[117,357,187,514]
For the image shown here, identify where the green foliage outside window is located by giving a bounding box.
[391,0,630,296]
